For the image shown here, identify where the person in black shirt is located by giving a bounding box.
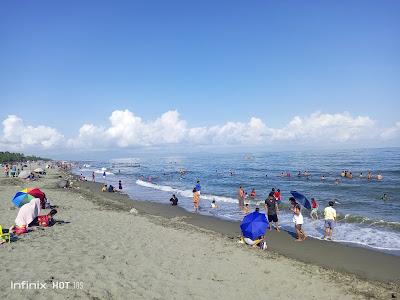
[265,192,280,231]
[170,194,178,206]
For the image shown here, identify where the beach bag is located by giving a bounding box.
[38,215,50,227]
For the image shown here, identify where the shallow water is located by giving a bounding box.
[74,147,400,254]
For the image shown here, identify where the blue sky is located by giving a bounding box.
[0,0,399,152]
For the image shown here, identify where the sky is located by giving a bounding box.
[0,0,399,156]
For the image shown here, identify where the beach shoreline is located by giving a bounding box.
[1,167,399,299]
[78,179,400,284]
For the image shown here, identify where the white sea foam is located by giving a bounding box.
[135,179,400,252]
[135,180,238,204]
[94,169,114,175]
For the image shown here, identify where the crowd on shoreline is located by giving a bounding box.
[166,178,341,249]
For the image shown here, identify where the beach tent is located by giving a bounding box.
[290,191,312,209]
[18,170,30,179]
[240,211,269,240]
[57,180,68,188]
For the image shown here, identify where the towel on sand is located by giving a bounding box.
[15,198,42,227]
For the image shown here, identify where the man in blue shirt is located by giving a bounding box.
[195,180,201,195]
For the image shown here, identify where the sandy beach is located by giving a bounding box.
[1,167,399,299]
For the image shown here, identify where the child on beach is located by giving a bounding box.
[195,180,201,195]
[193,188,200,212]
[211,199,218,209]
[293,204,306,241]
[310,198,318,220]
[238,186,245,208]
[170,194,178,206]
[324,201,336,240]
[243,203,249,214]
[101,184,107,192]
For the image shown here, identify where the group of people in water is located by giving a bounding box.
[277,170,384,183]
[340,170,382,180]
[164,179,341,246]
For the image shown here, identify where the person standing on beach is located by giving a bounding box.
[193,188,200,212]
[273,188,281,203]
[238,186,245,208]
[265,192,280,231]
[92,171,95,182]
[170,194,178,206]
[118,180,122,190]
[103,171,106,182]
[195,180,201,195]
[323,201,336,240]
[293,204,306,241]
[310,198,318,220]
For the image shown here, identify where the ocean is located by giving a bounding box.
[73,147,400,255]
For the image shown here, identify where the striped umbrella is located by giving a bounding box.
[21,188,46,201]
[12,192,36,208]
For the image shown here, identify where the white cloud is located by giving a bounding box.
[380,121,400,140]
[1,110,399,151]
[1,115,64,150]
[270,112,376,143]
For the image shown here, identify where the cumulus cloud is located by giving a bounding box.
[0,115,64,150]
[67,109,398,149]
[270,112,376,143]
[380,121,400,140]
[1,110,399,151]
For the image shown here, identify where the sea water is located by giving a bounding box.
[74,147,400,255]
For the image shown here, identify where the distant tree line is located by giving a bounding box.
[0,151,50,163]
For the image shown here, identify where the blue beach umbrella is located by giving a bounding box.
[290,191,312,209]
[240,211,269,240]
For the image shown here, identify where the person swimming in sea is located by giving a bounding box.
[380,193,389,201]
[250,188,256,199]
